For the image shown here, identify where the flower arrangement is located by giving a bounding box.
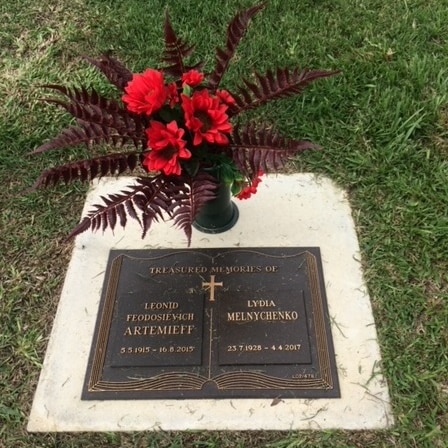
[31,2,337,244]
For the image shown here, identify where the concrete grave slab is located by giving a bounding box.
[28,174,394,431]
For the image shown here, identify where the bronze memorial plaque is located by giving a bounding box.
[82,248,340,399]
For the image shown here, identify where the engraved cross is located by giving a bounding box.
[202,275,223,302]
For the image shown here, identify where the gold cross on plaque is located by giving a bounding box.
[202,275,223,302]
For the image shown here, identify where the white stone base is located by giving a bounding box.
[28,174,394,431]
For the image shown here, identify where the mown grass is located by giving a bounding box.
[1,0,447,446]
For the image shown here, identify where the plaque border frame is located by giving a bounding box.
[83,248,340,399]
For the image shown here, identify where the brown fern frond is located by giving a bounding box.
[169,172,218,245]
[33,122,114,155]
[229,122,320,177]
[67,175,185,240]
[229,68,339,116]
[33,87,147,154]
[31,152,141,189]
[35,85,147,153]
[84,53,133,91]
[161,12,202,78]
[207,2,265,92]
[40,84,121,113]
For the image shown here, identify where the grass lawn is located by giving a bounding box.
[1,0,447,446]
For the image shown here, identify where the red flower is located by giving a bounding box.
[143,120,191,175]
[122,69,167,115]
[217,89,236,106]
[166,82,180,108]
[182,70,204,87]
[181,90,232,146]
[236,171,264,200]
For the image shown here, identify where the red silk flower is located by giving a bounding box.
[217,89,236,106]
[181,90,232,146]
[143,120,191,176]
[181,70,204,87]
[166,82,180,108]
[122,69,167,115]
[236,171,264,200]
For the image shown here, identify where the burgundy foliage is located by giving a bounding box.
[31,2,338,245]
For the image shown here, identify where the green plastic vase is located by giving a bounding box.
[193,179,239,234]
